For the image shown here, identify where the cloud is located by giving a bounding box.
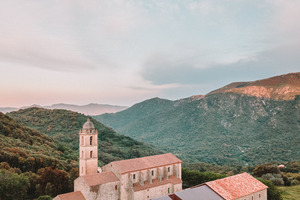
[267,0,300,40]
[141,43,300,89]
[0,0,145,72]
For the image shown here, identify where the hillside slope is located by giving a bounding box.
[95,73,300,165]
[0,112,76,172]
[95,97,175,130]
[208,72,300,100]
[8,108,162,165]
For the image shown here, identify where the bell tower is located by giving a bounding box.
[79,118,98,176]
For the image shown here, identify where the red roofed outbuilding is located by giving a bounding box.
[206,173,268,200]
[53,191,86,200]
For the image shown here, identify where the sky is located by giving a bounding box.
[0,0,299,107]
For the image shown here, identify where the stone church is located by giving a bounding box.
[54,119,183,200]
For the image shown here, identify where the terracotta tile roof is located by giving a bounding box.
[206,173,268,200]
[83,171,119,186]
[109,153,182,174]
[57,191,86,200]
[133,175,182,192]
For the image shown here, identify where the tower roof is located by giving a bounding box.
[83,118,95,130]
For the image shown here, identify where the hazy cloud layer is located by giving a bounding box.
[1,0,300,106]
[142,44,300,91]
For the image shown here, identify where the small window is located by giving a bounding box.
[81,167,83,174]
[259,194,261,198]
[133,174,136,179]
[90,136,93,145]
[81,151,84,158]
[115,185,118,190]
[168,188,170,193]
[152,170,154,176]
[90,151,93,158]
[252,197,253,200]
[81,136,84,145]
[168,167,170,172]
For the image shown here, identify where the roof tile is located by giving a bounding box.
[206,173,268,200]
[57,191,86,200]
[109,153,182,174]
[82,171,119,186]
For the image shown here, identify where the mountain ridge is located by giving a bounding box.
[94,73,300,165]
[0,103,128,115]
[208,72,300,100]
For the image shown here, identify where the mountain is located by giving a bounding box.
[0,107,18,113]
[0,112,76,172]
[44,103,128,116]
[94,73,300,166]
[8,107,162,165]
[209,72,300,100]
[0,103,128,115]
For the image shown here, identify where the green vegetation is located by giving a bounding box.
[0,169,29,200]
[8,107,162,166]
[182,167,226,188]
[0,163,77,200]
[1,108,161,199]
[0,112,76,172]
[258,178,283,200]
[280,185,300,200]
[95,94,300,165]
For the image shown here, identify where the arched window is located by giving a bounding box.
[81,136,84,145]
[90,151,93,158]
[90,136,93,145]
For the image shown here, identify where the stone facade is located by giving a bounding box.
[79,118,98,176]
[235,189,267,200]
[58,118,183,200]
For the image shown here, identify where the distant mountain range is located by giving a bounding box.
[0,103,128,116]
[94,72,300,166]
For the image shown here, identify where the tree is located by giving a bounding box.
[23,171,40,199]
[37,167,70,197]
[253,164,280,177]
[0,169,29,200]
[36,195,53,200]
[257,178,282,200]
[69,168,79,190]
[182,168,226,188]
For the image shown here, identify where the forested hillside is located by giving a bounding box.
[8,108,162,165]
[95,90,300,166]
[0,112,76,172]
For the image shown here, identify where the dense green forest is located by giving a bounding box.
[8,107,162,165]
[95,94,300,166]
[1,109,161,199]
[1,107,299,199]
[0,112,76,172]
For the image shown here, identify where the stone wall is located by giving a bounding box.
[235,189,267,200]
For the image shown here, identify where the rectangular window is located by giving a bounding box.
[259,194,261,198]
[152,170,154,176]
[168,188,170,193]
[133,174,136,179]
[168,167,170,172]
